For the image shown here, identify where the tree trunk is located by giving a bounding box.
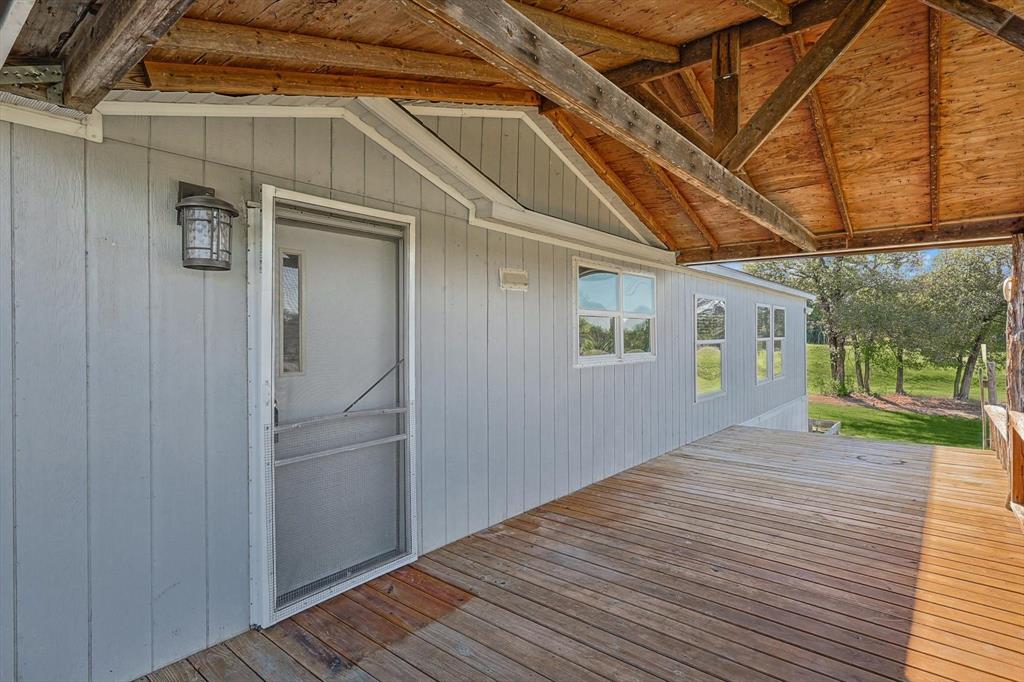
[958,337,983,401]
[863,353,872,395]
[895,348,905,395]
[1008,234,1023,412]
[827,331,846,392]
[854,349,865,392]
[953,356,963,399]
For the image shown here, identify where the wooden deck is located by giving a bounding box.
[148,426,1024,682]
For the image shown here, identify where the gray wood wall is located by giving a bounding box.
[0,111,807,682]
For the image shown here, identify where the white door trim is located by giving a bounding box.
[248,184,418,627]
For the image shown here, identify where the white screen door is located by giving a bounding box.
[251,187,417,625]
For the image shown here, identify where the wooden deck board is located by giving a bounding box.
[151,426,1024,681]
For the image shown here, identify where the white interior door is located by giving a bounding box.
[252,188,417,624]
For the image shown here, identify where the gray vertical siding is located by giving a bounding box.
[0,111,807,681]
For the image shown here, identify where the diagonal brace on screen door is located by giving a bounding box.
[343,358,405,414]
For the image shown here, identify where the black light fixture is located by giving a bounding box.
[175,182,238,271]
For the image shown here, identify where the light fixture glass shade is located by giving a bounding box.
[175,195,239,270]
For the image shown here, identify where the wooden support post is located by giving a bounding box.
[712,28,741,156]
[1007,233,1023,413]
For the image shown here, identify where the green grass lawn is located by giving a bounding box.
[808,402,982,449]
[806,344,1005,400]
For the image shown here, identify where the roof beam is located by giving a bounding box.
[402,0,818,252]
[711,28,741,156]
[137,61,541,106]
[644,159,719,253]
[680,68,714,125]
[543,108,675,248]
[737,0,793,25]
[158,17,511,84]
[509,2,678,62]
[0,0,35,67]
[927,9,942,230]
[920,0,1024,52]
[624,83,713,154]
[605,0,853,88]
[677,216,1023,262]
[790,33,853,237]
[60,0,195,111]
[716,0,888,170]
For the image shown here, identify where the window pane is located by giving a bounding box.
[773,307,786,338]
[696,343,723,396]
[623,274,655,314]
[756,340,769,381]
[696,297,726,341]
[578,267,619,311]
[756,306,771,339]
[623,318,651,354]
[282,253,301,373]
[579,315,616,356]
[774,339,784,376]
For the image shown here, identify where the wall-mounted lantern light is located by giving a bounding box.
[175,182,238,270]
[1004,276,1015,303]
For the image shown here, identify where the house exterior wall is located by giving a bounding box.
[0,112,808,682]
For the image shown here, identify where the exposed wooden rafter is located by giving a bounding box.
[920,0,1024,52]
[60,0,195,111]
[790,32,853,237]
[644,159,719,253]
[158,17,510,84]
[510,2,679,62]
[737,0,793,25]
[680,68,714,125]
[543,109,676,248]
[711,28,741,156]
[605,0,853,87]
[402,0,818,252]
[928,9,942,230]
[716,0,888,170]
[677,216,1023,262]
[624,83,713,154]
[137,62,541,106]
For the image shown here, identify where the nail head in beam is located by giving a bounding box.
[402,0,818,252]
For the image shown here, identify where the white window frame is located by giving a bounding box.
[573,257,656,367]
[694,293,727,402]
[276,248,305,376]
[755,303,772,385]
[772,305,787,380]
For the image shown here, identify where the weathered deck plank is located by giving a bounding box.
[151,426,1024,681]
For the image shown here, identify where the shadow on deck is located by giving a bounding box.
[148,426,1024,682]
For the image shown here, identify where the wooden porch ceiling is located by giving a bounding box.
[143,425,1023,682]
[6,0,1023,263]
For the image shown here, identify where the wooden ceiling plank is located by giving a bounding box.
[790,32,853,237]
[159,17,510,84]
[928,8,942,230]
[644,159,719,251]
[60,0,196,111]
[401,0,818,252]
[711,27,741,156]
[677,216,1024,262]
[544,109,676,248]
[737,0,793,25]
[509,1,679,62]
[138,61,541,105]
[605,0,853,88]
[716,0,889,170]
[920,0,1024,52]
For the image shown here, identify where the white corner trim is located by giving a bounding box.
[0,0,34,66]
[403,103,655,245]
[0,101,103,142]
[96,100,353,119]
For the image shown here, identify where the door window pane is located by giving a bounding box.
[281,252,302,373]
[774,339,784,376]
[696,298,726,341]
[578,267,619,311]
[756,340,769,382]
[756,305,771,338]
[579,316,616,356]
[696,344,723,396]
[623,318,651,354]
[623,274,655,314]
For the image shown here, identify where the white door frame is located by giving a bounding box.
[247,184,418,627]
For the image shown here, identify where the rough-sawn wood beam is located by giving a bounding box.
[60,0,195,111]
[737,0,793,25]
[402,0,818,252]
[920,0,1024,52]
[716,0,889,170]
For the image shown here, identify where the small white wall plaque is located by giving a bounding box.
[499,267,529,292]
